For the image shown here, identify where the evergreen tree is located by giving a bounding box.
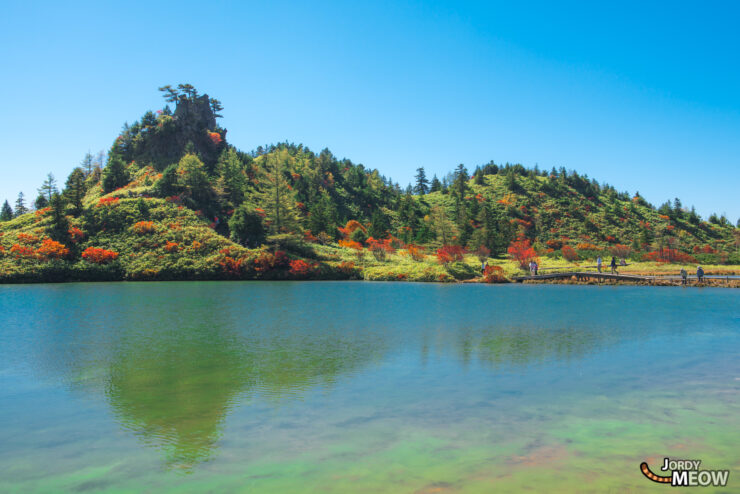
[256,149,300,235]
[229,203,266,248]
[64,167,87,216]
[38,173,58,202]
[178,154,212,206]
[14,192,28,217]
[414,167,430,195]
[430,175,441,193]
[155,164,181,197]
[47,192,69,242]
[215,149,247,208]
[0,200,12,221]
[429,204,456,245]
[102,155,130,193]
[34,194,48,210]
[307,194,339,238]
[368,209,391,238]
[81,152,94,176]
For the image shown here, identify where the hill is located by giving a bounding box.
[1,85,738,283]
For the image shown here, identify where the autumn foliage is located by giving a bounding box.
[81,247,119,264]
[37,239,70,260]
[481,265,505,283]
[561,245,579,262]
[366,237,396,261]
[610,244,632,258]
[406,244,425,261]
[68,227,85,243]
[132,221,156,234]
[289,259,316,276]
[97,197,120,206]
[643,249,697,264]
[436,245,465,265]
[507,237,538,269]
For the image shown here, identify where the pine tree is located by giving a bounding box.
[0,200,12,221]
[64,167,87,216]
[14,192,27,217]
[215,149,246,208]
[81,152,94,176]
[430,175,441,193]
[368,209,391,238]
[256,149,300,235]
[429,205,456,245]
[47,192,69,242]
[414,167,430,195]
[307,194,339,238]
[102,155,130,193]
[38,173,58,202]
[34,194,48,210]
[155,164,180,197]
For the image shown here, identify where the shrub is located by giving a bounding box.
[10,244,36,259]
[81,247,119,264]
[507,238,538,269]
[68,227,85,243]
[436,245,464,265]
[610,244,632,258]
[254,250,289,273]
[97,197,120,207]
[475,245,491,263]
[407,244,425,261]
[16,232,40,244]
[642,249,697,264]
[482,265,506,283]
[164,241,179,252]
[132,221,156,234]
[289,259,315,276]
[366,237,396,261]
[37,239,70,260]
[561,245,579,262]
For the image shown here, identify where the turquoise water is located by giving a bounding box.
[0,282,737,492]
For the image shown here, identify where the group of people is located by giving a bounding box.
[596,256,623,274]
[528,260,539,276]
[680,266,705,285]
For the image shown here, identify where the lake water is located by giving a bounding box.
[0,282,737,493]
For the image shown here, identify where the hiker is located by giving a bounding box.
[533,260,538,276]
[596,256,602,273]
[610,256,617,274]
[529,260,535,276]
[697,266,704,283]
[620,258,627,266]
[680,268,687,285]
[481,260,488,274]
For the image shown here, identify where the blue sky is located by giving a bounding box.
[1,1,738,220]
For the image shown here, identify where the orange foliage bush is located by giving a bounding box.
[16,232,40,244]
[407,244,425,261]
[693,244,715,254]
[337,220,367,238]
[366,237,396,261]
[289,259,315,276]
[482,265,505,283]
[37,239,69,260]
[219,256,244,276]
[507,237,538,269]
[81,247,119,264]
[164,241,179,252]
[132,221,156,234]
[68,227,85,243]
[208,132,223,145]
[34,207,51,217]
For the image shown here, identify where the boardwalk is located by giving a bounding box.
[512,271,649,283]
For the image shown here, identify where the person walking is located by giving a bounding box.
[533,260,538,276]
[680,267,687,286]
[610,256,617,274]
[696,266,704,283]
[596,256,602,273]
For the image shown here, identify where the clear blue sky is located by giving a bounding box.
[1,1,738,221]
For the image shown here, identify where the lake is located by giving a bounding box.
[0,282,737,493]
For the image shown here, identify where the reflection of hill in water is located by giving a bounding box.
[103,326,386,470]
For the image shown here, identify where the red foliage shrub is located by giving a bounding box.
[604,235,617,243]
[546,239,563,249]
[81,247,119,264]
[561,245,579,262]
[507,238,538,269]
[219,256,244,276]
[11,244,36,259]
[366,237,396,261]
[337,261,357,275]
[643,249,697,263]
[303,230,318,243]
[164,241,179,252]
[436,245,465,265]
[37,239,69,260]
[289,259,315,276]
[337,220,366,238]
[693,244,715,254]
[97,197,119,206]
[576,243,601,251]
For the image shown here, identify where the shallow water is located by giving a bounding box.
[0,282,737,493]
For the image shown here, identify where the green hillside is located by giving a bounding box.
[1,85,738,283]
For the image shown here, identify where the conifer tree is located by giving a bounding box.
[430,175,441,193]
[81,152,94,176]
[64,167,87,216]
[429,204,456,245]
[47,192,69,242]
[215,149,247,208]
[14,192,27,217]
[0,200,12,221]
[38,173,58,202]
[102,155,130,193]
[256,149,300,235]
[414,167,430,195]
